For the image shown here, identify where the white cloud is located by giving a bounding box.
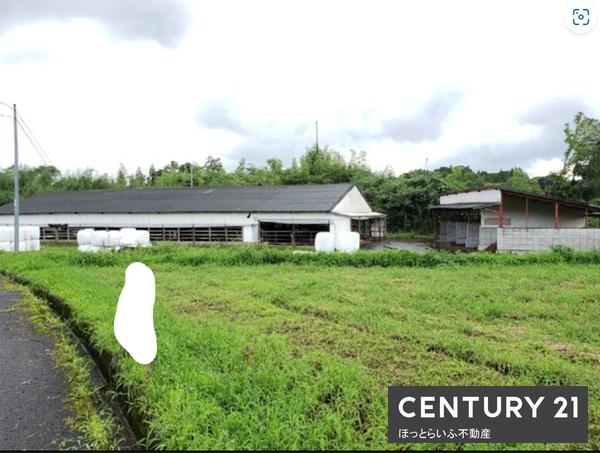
[0,0,599,176]
[527,157,564,177]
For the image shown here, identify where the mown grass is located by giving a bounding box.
[0,245,598,450]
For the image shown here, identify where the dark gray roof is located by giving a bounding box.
[0,184,355,215]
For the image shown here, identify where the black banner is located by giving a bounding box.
[388,386,588,443]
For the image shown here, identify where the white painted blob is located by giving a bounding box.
[114,262,157,365]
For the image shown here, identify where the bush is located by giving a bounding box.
[27,243,600,269]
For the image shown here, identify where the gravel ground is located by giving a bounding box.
[365,239,431,252]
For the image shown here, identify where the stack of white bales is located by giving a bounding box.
[314,231,360,253]
[314,232,335,252]
[0,226,41,252]
[77,228,151,253]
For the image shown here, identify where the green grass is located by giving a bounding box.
[24,242,600,268]
[0,245,598,450]
[386,231,436,241]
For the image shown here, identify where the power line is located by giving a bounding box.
[0,108,54,166]
[17,113,54,166]
[17,121,51,166]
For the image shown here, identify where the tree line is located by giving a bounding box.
[1,112,599,232]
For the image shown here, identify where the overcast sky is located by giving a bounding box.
[0,0,598,176]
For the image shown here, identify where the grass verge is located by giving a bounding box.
[2,279,125,450]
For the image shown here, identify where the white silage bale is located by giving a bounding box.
[0,241,12,252]
[25,226,39,240]
[19,240,28,251]
[335,231,360,253]
[333,232,343,251]
[77,229,94,246]
[78,245,102,253]
[106,230,122,248]
[136,230,150,247]
[314,232,335,252]
[29,226,40,240]
[91,231,109,247]
[29,239,41,251]
[19,227,32,240]
[0,227,13,242]
[120,228,138,248]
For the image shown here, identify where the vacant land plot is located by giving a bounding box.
[0,246,598,450]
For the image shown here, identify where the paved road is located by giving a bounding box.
[0,284,78,450]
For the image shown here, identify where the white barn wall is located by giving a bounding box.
[332,186,372,214]
[480,196,585,228]
[0,212,352,243]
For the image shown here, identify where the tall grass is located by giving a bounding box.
[1,246,599,449]
[15,243,600,268]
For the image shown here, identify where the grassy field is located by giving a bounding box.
[0,245,598,450]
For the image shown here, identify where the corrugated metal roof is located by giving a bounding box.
[428,202,500,210]
[439,187,600,212]
[0,184,354,215]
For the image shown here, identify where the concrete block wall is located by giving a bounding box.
[478,227,498,251]
[465,223,480,248]
[455,222,467,245]
[497,228,600,251]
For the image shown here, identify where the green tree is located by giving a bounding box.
[116,164,128,188]
[563,112,600,202]
[148,165,158,186]
[443,166,482,190]
[129,167,146,188]
[504,168,542,193]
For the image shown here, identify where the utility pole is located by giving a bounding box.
[13,104,19,252]
[315,120,319,152]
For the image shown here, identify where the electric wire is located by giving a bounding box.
[0,100,55,166]
[17,121,51,166]
[17,114,54,166]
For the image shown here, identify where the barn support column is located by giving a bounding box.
[498,192,504,228]
[554,202,560,229]
[585,208,589,228]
